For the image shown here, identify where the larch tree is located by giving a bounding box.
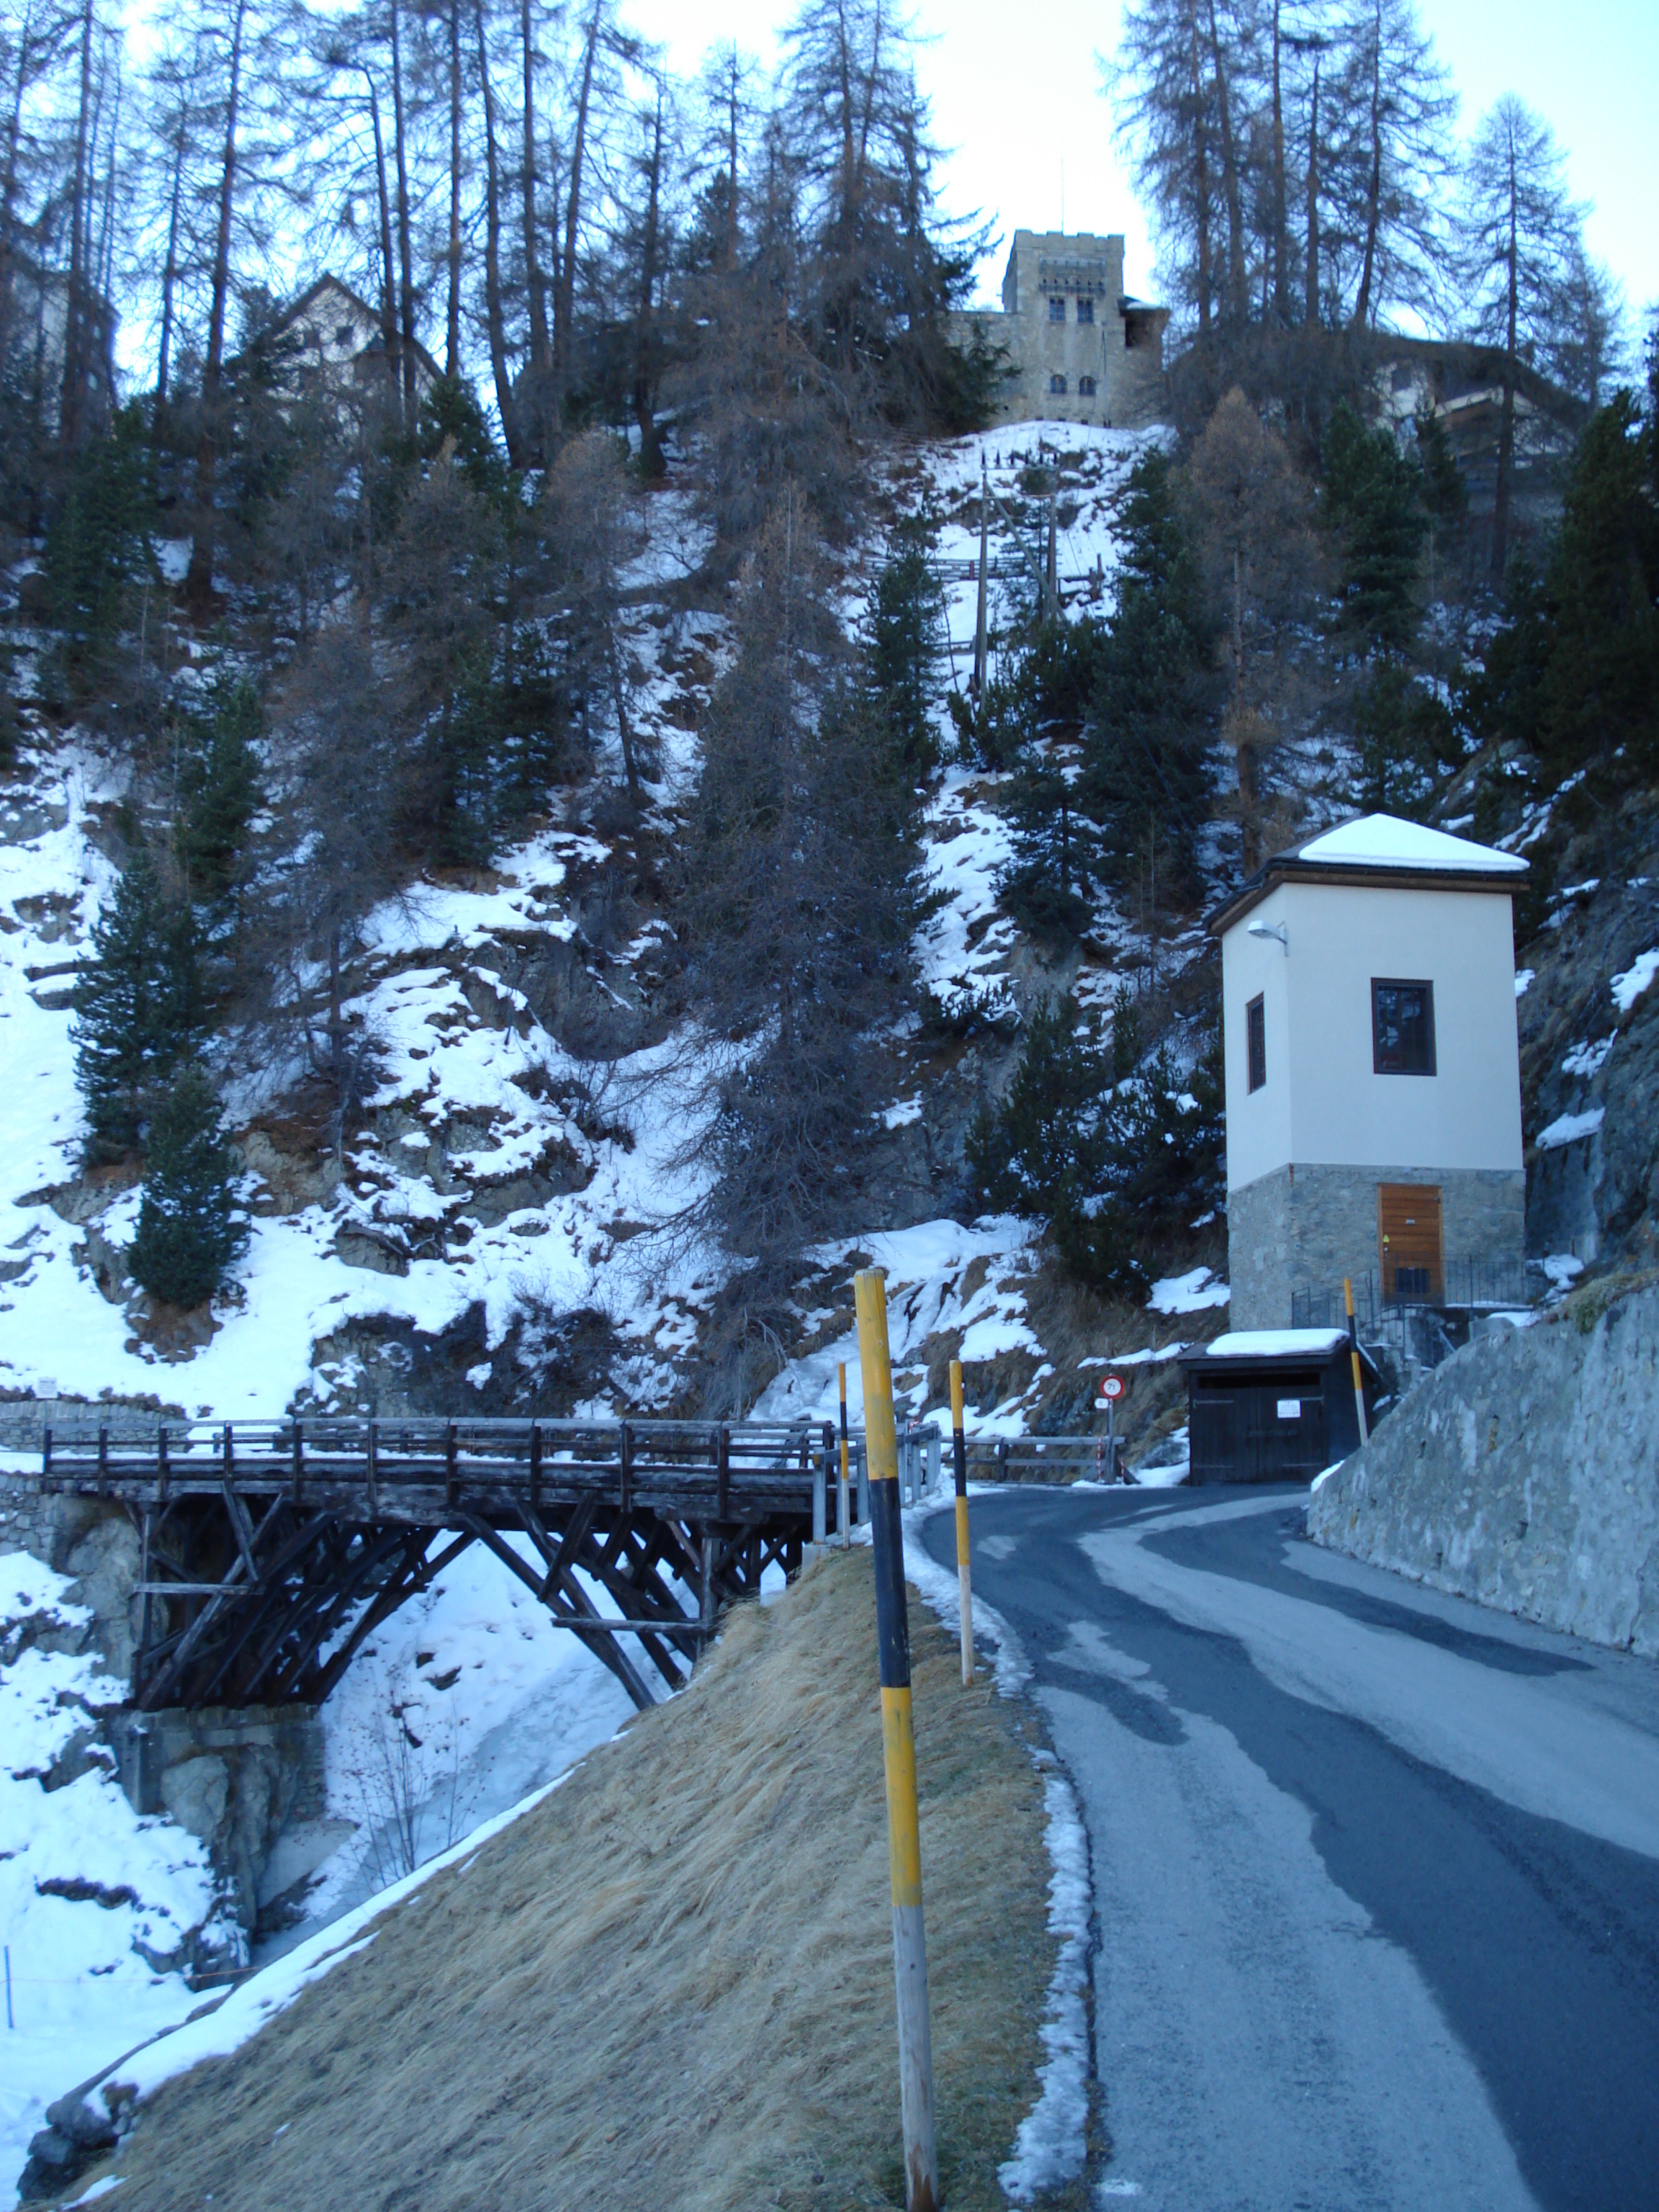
[1183,386,1320,868]
[675,492,923,1331]
[1456,94,1585,577]
[1334,0,1455,331]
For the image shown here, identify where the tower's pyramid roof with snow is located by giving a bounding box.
[1209,811,1527,934]
[1292,814,1528,873]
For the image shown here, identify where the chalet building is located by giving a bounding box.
[950,229,1169,429]
[1368,334,1584,547]
[1,261,117,435]
[1212,814,1529,1333]
[256,275,440,413]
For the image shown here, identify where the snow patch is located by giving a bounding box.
[1611,948,1659,1015]
[1147,1267,1227,1316]
[997,1769,1092,2203]
[1535,1107,1605,1151]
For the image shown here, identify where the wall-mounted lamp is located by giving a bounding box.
[1248,920,1289,952]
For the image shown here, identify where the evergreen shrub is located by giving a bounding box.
[72,851,204,1158]
[127,1067,249,1309]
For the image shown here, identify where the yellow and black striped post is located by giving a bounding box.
[855,1268,939,2212]
[949,1358,973,1686]
[838,1359,853,1547]
[1344,1277,1370,1446]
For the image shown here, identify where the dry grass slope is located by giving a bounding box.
[70,1550,1070,2211]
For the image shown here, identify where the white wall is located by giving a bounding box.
[1221,879,1523,1191]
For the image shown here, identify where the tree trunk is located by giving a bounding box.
[555,0,601,377]
[1189,13,1212,339]
[631,84,663,477]
[446,0,462,377]
[724,51,739,266]
[186,0,247,610]
[58,0,94,452]
[1304,54,1321,328]
[0,0,35,332]
[367,73,400,405]
[390,0,418,431]
[1205,0,1246,324]
[475,0,520,460]
[94,50,120,307]
[1491,139,1519,580]
[1270,0,1290,325]
[521,0,550,454]
[157,104,186,405]
[1351,1,1383,328]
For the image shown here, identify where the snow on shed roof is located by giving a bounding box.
[1195,1329,1349,1358]
[1293,814,1528,873]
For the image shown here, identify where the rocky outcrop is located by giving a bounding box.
[1308,1280,1659,1654]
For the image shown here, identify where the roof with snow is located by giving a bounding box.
[1179,1328,1380,1378]
[1208,811,1527,935]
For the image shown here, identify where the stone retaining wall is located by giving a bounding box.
[1307,1281,1659,1653]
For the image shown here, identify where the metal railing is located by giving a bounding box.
[1292,1260,1535,1334]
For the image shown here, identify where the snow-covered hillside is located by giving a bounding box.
[0,423,1179,1426]
[2,420,1255,2203]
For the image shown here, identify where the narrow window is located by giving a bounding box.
[1079,374,1097,397]
[1076,296,1094,325]
[1372,979,1436,1074]
[1048,295,1066,322]
[1246,994,1266,1092]
[1049,372,1067,395]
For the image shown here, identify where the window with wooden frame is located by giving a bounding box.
[1076,296,1094,324]
[1048,296,1066,322]
[1372,979,1436,1075]
[1246,994,1266,1092]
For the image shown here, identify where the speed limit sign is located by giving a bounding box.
[1098,1374,1125,1402]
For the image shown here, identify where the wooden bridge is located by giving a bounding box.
[27,1416,858,1714]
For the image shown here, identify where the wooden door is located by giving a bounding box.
[1378,1183,1442,1302]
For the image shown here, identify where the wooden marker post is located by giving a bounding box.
[855,1269,940,2212]
[838,1362,853,1545]
[1344,1277,1370,1446]
[949,1359,973,1686]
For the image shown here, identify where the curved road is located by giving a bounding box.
[919,1484,1659,2212]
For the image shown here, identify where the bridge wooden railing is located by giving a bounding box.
[35,1414,839,1519]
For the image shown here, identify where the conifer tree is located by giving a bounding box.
[964,997,1223,1297]
[43,405,158,663]
[177,677,264,903]
[127,1067,248,1308]
[868,538,943,775]
[1322,400,1428,652]
[1082,449,1217,898]
[73,852,204,1158]
[999,742,1100,943]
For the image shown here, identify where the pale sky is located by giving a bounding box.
[626,0,1659,332]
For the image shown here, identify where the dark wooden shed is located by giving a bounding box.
[1182,1330,1380,1484]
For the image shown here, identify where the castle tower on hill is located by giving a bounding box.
[952,230,1170,428]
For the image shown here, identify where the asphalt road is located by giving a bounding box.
[918,1483,1659,2212]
